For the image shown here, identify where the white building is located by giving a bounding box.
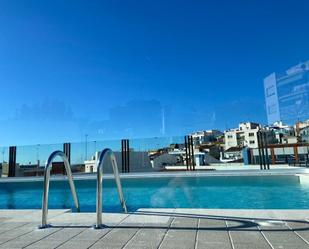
[84,151,153,173]
[223,147,242,161]
[300,126,309,143]
[84,152,98,173]
[295,119,309,138]
[296,119,309,129]
[190,130,223,145]
[224,122,261,150]
[266,121,295,144]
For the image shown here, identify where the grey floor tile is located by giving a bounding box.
[24,227,85,248]
[197,230,230,244]
[4,227,62,248]
[262,231,309,248]
[25,240,64,249]
[42,227,86,241]
[233,242,271,249]
[295,230,309,243]
[171,217,198,228]
[199,218,227,229]
[124,228,166,249]
[196,241,232,249]
[271,243,309,249]
[159,229,196,249]
[0,240,26,249]
[287,220,309,243]
[0,222,27,234]
[71,227,110,241]
[0,226,34,245]
[90,228,138,249]
[230,231,270,245]
[57,240,95,249]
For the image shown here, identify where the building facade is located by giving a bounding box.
[190,130,223,145]
[265,121,295,144]
[84,151,153,173]
[264,60,309,125]
[224,122,261,150]
[300,126,309,143]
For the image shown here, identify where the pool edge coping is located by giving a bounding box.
[1,168,309,183]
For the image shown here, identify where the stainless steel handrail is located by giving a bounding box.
[96,148,127,229]
[40,150,80,229]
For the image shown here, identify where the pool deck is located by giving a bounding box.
[0,209,309,249]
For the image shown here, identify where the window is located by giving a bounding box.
[249,140,255,144]
[249,133,254,137]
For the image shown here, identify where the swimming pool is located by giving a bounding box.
[0,174,309,211]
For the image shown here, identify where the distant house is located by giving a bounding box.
[299,123,309,143]
[84,151,153,173]
[190,130,223,145]
[224,122,276,150]
[266,121,294,144]
[0,162,8,177]
[282,135,298,144]
[224,147,243,161]
[224,122,260,150]
[199,144,221,160]
[152,153,178,170]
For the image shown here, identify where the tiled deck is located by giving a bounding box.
[0,209,309,249]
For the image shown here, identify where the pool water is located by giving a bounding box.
[0,175,308,211]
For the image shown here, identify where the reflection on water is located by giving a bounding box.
[6,189,14,209]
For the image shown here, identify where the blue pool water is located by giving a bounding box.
[0,175,309,211]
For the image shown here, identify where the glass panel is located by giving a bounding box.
[15,143,63,177]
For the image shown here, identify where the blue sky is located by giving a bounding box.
[0,0,308,146]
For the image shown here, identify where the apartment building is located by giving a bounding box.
[224,122,261,150]
[190,130,223,145]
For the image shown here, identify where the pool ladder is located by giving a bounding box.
[95,148,128,228]
[40,149,127,229]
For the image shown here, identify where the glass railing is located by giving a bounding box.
[0,146,9,177]
[1,134,309,178]
[0,136,187,177]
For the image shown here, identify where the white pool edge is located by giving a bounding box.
[0,168,309,183]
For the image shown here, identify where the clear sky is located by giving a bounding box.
[0,0,308,146]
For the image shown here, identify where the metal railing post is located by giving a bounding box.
[257,131,263,169]
[263,132,270,170]
[184,136,189,170]
[8,146,16,177]
[40,151,80,229]
[96,148,127,229]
